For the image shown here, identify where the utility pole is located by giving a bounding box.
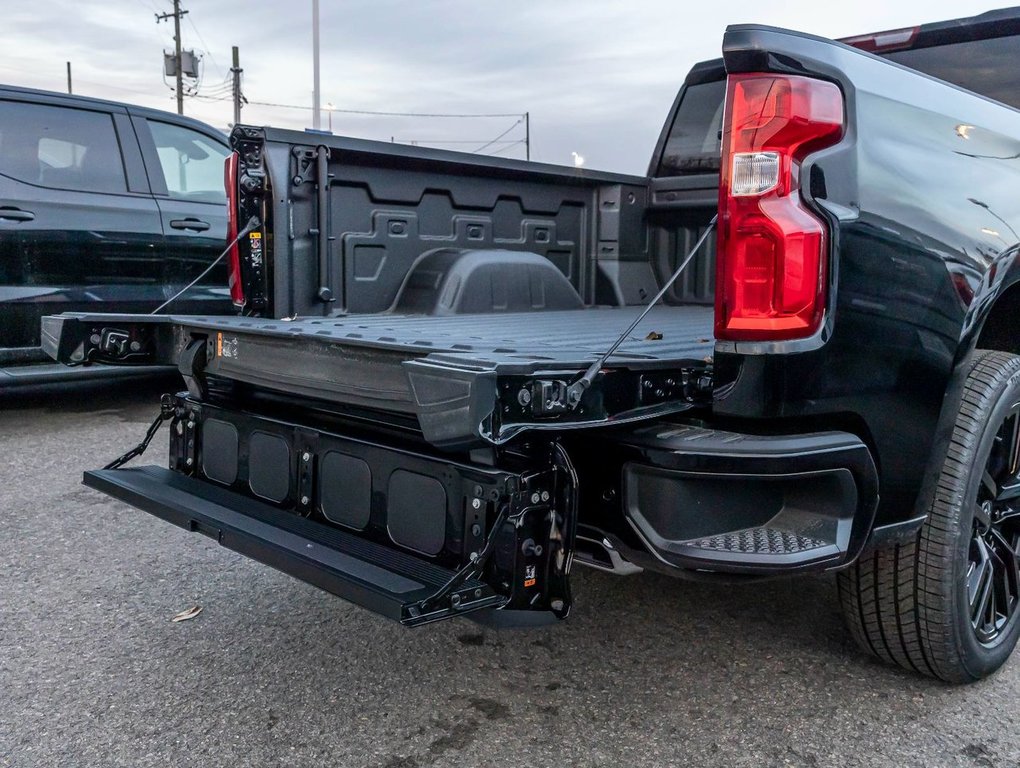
[231,46,243,126]
[525,112,530,161]
[311,0,321,130]
[66,62,72,94]
[156,0,188,115]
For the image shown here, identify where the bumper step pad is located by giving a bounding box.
[84,466,505,626]
[691,527,830,556]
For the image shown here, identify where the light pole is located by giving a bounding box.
[325,102,334,132]
[311,0,321,130]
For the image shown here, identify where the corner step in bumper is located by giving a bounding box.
[620,427,880,575]
[84,466,505,626]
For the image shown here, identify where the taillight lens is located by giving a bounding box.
[715,74,844,342]
[223,151,244,308]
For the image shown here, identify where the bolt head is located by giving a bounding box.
[471,498,481,509]
[531,492,541,504]
[185,457,193,466]
[541,491,550,502]
[517,388,532,406]
[302,452,311,462]
[300,495,310,505]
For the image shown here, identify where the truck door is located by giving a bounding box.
[0,96,163,361]
[133,116,231,315]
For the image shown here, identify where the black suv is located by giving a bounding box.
[0,85,232,387]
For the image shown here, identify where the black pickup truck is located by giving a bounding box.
[45,9,1020,682]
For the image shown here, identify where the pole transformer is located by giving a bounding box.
[156,0,188,115]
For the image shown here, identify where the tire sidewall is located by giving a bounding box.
[950,360,1020,680]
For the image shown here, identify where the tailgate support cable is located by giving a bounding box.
[565,214,717,409]
[103,394,176,470]
[149,216,260,315]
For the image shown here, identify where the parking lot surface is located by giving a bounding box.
[2,382,1019,768]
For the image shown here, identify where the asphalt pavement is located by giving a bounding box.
[2,381,1018,768]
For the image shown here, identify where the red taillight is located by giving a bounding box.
[223,151,245,308]
[715,74,844,342]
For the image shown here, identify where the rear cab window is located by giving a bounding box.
[656,79,726,177]
[0,101,127,193]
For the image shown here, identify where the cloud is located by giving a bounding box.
[2,0,1008,172]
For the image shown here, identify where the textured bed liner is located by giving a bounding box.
[169,304,716,369]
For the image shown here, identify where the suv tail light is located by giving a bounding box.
[223,151,245,308]
[715,74,844,342]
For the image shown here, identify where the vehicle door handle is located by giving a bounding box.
[170,218,211,232]
[0,207,35,222]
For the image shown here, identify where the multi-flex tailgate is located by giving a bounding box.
[84,465,505,626]
[43,308,715,449]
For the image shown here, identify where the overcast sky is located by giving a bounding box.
[4,1,1008,173]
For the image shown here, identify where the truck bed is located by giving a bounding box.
[166,304,714,370]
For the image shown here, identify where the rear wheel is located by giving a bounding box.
[838,350,1020,682]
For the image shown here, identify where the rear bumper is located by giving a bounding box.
[612,425,880,575]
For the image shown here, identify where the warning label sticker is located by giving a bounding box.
[216,332,239,360]
[249,231,263,268]
[524,564,537,588]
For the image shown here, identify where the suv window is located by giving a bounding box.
[656,79,726,177]
[0,101,127,193]
[148,121,229,204]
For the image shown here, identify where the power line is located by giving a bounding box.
[185,13,223,79]
[245,98,523,119]
[489,140,528,157]
[391,139,522,145]
[472,118,523,153]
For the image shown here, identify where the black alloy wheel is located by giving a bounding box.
[967,403,1020,646]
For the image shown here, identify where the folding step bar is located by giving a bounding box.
[85,466,507,626]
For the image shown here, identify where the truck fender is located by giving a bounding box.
[898,246,1020,539]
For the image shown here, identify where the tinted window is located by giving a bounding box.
[148,121,229,204]
[0,101,127,193]
[656,80,726,177]
[884,35,1020,110]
